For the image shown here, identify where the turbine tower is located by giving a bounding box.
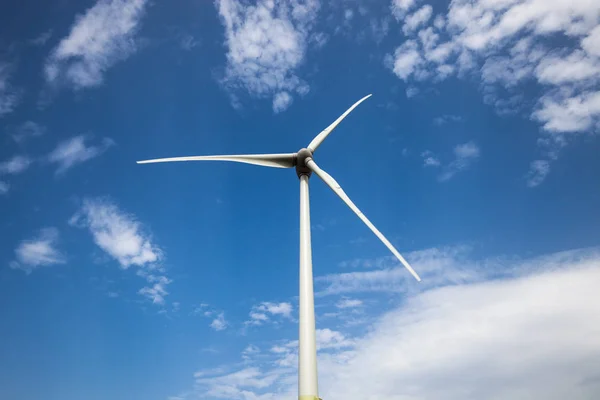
[137,94,421,400]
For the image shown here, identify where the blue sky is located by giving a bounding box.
[1,0,600,399]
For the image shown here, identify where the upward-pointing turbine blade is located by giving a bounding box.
[307,94,372,153]
[136,153,296,168]
[306,159,421,282]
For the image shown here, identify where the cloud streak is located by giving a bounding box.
[10,228,65,273]
[47,135,113,174]
[45,0,147,89]
[70,197,169,305]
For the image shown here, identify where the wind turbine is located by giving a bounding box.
[137,94,421,400]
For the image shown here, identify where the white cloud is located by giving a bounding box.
[272,91,293,113]
[533,90,600,133]
[47,134,113,174]
[10,228,65,273]
[391,0,418,19]
[402,5,432,35]
[260,302,292,318]
[45,0,147,89]
[70,198,168,305]
[526,159,550,187]
[215,0,319,111]
[316,328,353,350]
[138,283,168,305]
[0,155,32,175]
[211,312,228,331]
[344,8,354,22]
[194,303,229,330]
[173,247,600,400]
[0,63,19,117]
[420,143,480,181]
[30,30,53,46]
[11,121,46,143]
[335,298,363,309]
[405,86,419,98]
[70,198,162,269]
[318,246,479,295]
[246,301,293,325]
[433,114,463,126]
[385,39,423,80]
[421,150,440,167]
[438,141,480,181]
[321,251,600,400]
[179,34,198,51]
[385,0,600,184]
[242,344,260,360]
[0,181,8,195]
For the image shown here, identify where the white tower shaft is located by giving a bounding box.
[298,174,319,400]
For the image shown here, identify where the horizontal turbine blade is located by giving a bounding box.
[307,94,372,153]
[306,159,421,282]
[136,153,296,169]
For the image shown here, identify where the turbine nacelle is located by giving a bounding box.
[294,148,313,178]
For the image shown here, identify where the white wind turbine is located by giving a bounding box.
[137,94,421,400]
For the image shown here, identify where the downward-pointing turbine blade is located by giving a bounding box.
[307,94,372,153]
[136,153,296,168]
[306,159,421,282]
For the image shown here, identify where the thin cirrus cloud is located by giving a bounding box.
[44,0,148,89]
[420,141,480,181]
[10,121,46,143]
[0,155,32,175]
[70,197,170,305]
[386,0,600,185]
[215,0,320,113]
[170,246,600,400]
[0,62,19,117]
[9,228,66,273]
[47,134,113,174]
[245,301,293,325]
[193,304,229,331]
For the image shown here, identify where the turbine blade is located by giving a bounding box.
[306,159,421,282]
[307,94,372,153]
[136,153,296,168]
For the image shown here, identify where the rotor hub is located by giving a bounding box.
[295,148,313,178]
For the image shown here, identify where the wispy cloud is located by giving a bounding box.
[47,134,113,174]
[0,181,9,195]
[70,197,168,305]
[172,247,600,400]
[30,30,53,46]
[0,62,19,116]
[10,228,65,273]
[433,114,463,126]
[335,298,363,309]
[70,198,162,268]
[246,301,293,325]
[420,142,480,181]
[45,0,148,89]
[385,0,600,183]
[526,159,551,187]
[11,121,46,143]
[193,303,229,331]
[215,0,319,112]
[0,155,32,175]
[318,246,482,295]
[210,312,228,331]
[421,150,440,167]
